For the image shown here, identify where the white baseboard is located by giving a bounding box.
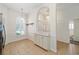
[50,48,57,53]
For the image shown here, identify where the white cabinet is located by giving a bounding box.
[33,7,50,50]
[33,4,57,52]
[34,33,50,50]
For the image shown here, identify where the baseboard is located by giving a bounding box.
[35,44,57,54]
[57,40,69,45]
[5,38,29,45]
[50,49,57,53]
[34,44,48,51]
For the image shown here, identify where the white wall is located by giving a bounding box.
[27,8,37,41]
[56,5,70,43]
[49,4,57,52]
[0,4,28,44]
[57,4,79,43]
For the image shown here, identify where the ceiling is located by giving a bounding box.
[2,3,43,13]
[57,3,79,8]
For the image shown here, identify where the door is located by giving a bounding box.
[74,19,79,42]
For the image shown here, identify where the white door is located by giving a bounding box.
[74,19,79,41]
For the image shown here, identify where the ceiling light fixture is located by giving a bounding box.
[21,8,24,17]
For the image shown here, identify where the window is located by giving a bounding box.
[16,17,26,35]
[69,21,74,30]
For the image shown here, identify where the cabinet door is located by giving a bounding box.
[42,36,49,50]
[39,35,43,47]
[37,35,40,46]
